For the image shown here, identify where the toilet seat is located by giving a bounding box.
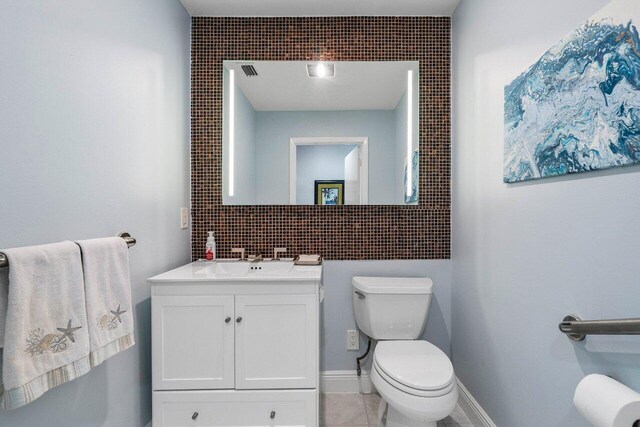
[373,340,455,398]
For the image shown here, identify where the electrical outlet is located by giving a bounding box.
[347,330,359,351]
[180,207,189,229]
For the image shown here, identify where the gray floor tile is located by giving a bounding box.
[442,404,473,425]
[322,393,475,427]
[321,393,369,426]
[362,393,382,426]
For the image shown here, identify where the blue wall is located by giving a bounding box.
[254,110,397,204]
[451,0,640,426]
[0,0,191,425]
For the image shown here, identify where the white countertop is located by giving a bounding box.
[148,260,323,283]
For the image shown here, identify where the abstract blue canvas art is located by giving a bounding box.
[504,0,640,183]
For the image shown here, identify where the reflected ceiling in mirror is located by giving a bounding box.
[223,61,419,205]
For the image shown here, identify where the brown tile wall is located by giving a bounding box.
[191,17,451,260]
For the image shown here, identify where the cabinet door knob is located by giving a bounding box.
[236,316,242,323]
[225,316,231,323]
[192,411,199,420]
[270,411,276,419]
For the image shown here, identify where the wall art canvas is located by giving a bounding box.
[504,0,640,183]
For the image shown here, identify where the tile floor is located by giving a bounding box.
[320,393,474,427]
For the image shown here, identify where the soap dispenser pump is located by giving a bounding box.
[206,232,216,261]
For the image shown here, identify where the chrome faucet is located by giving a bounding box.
[248,254,263,262]
[231,248,246,261]
[273,247,287,260]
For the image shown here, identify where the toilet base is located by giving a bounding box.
[378,399,437,427]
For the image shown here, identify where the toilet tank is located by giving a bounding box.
[352,276,433,340]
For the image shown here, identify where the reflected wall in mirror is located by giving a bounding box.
[223,61,419,205]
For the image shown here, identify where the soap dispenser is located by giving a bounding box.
[205,231,216,261]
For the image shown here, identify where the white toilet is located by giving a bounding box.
[352,277,458,427]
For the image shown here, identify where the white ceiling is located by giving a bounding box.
[226,61,418,111]
[179,0,461,17]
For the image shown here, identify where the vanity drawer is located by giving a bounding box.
[153,389,317,427]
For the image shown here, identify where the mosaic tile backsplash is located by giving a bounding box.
[191,17,451,260]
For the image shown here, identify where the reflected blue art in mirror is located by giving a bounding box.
[404,150,419,204]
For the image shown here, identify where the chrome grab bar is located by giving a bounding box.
[559,314,640,341]
[0,232,137,269]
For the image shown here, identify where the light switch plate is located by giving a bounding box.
[180,207,189,229]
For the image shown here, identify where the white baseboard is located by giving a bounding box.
[321,370,374,394]
[457,378,497,427]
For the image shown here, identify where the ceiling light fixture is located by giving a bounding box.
[307,63,335,78]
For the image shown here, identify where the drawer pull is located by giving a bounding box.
[192,411,199,420]
[225,316,231,324]
[270,411,276,419]
[236,316,242,323]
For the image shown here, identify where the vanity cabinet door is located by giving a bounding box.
[235,294,318,389]
[152,295,235,390]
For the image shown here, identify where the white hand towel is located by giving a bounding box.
[0,241,91,410]
[75,237,134,367]
[0,269,8,348]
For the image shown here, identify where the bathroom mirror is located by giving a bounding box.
[223,60,419,205]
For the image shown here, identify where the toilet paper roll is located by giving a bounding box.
[574,374,640,427]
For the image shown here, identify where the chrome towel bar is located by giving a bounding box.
[559,314,640,341]
[0,232,137,269]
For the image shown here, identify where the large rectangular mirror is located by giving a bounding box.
[223,61,419,205]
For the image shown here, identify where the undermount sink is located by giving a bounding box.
[215,261,251,276]
[250,261,294,275]
[196,260,295,277]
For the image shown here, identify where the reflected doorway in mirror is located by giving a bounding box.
[289,137,369,205]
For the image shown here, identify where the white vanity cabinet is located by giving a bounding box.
[234,294,317,390]
[152,295,235,390]
[149,261,322,427]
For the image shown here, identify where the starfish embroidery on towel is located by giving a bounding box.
[110,305,126,323]
[57,319,82,343]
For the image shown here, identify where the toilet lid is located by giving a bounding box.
[374,341,454,392]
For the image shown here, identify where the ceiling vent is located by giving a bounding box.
[241,65,258,77]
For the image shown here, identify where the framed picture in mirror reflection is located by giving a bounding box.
[314,180,344,206]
